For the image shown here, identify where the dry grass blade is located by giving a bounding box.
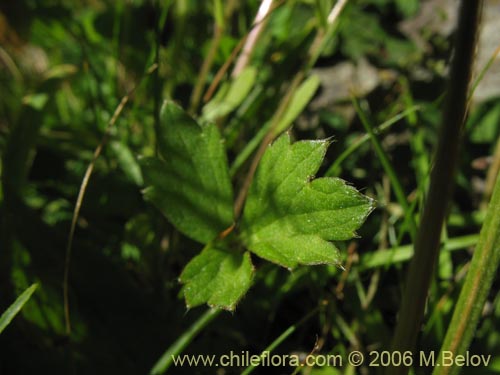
[63,64,157,335]
[203,0,285,103]
[233,0,349,218]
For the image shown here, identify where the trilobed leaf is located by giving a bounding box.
[240,134,375,268]
[141,101,234,243]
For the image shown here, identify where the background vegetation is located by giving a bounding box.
[0,0,499,374]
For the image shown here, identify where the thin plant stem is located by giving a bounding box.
[149,308,221,375]
[386,2,483,374]
[432,175,500,375]
[63,64,157,335]
[233,0,349,218]
[351,97,417,240]
[188,24,223,115]
[468,44,500,102]
[233,71,304,217]
[400,77,429,192]
[241,305,321,375]
[357,234,478,272]
[481,136,500,210]
[231,0,274,77]
[203,32,248,104]
[363,176,390,309]
[306,0,348,70]
[325,106,420,177]
[203,0,285,103]
[154,1,172,155]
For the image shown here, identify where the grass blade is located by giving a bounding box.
[241,306,320,375]
[351,97,417,240]
[149,308,221,375]
[326,105,420,177]
[357,234,478,272]
[433,174,500,375]
[0,284,38,335]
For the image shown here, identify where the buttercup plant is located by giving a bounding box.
[141,101,375,310]
[5,1,499,374]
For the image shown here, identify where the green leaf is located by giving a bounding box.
[273,74,320,135]
[111,141,143,186]
[180,246,254,310]
[240,134,374,269]
[141,101,234,244]
[0,284,38,335]
[22,93,49,110]
[339,7,386,60]
[202,67,257,122]
[395,0,419,17]
[469,103,500,144]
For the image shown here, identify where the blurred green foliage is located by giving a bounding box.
[0,0,499,374]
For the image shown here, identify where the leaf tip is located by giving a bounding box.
[364,195,377,216]
[337,262,346,272]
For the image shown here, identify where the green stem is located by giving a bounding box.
[241,305,320,375]
[352,98,417,241]
[386,1,483,374]
[189,0,228,115]
[326,106,420,177]
[433,173,500,375]
[154,1,171,155]
[149,308,221,375]
[357,234,478,272]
